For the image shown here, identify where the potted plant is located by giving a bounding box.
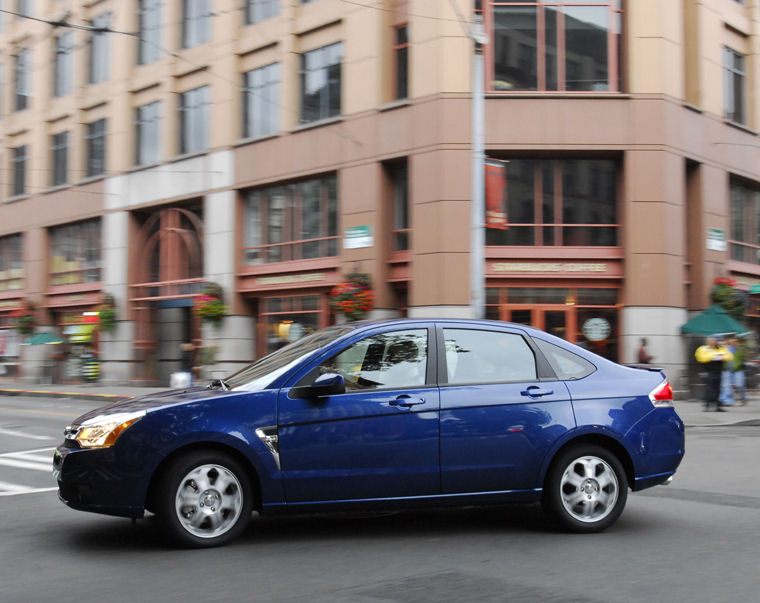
[11,301,37,336]
[194,282,226,326]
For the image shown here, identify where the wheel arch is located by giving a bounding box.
[541,433,635,492]
[145,442,263,514]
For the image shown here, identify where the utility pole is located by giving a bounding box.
[470,13,488,319]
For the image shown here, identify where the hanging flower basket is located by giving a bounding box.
[98,294,117,333]
[711,276,747,325]
[330,272,374,321]
[194,282,226,326]
[11,301,38,336]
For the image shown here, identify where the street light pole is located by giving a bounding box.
[470,14,488,319]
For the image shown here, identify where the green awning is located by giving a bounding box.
[680,305,749,336]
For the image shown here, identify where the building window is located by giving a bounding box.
[16,1,32,17]
[243,174,338,264]
[49,220,102,286]
[488,0,622,92]
[730,179,760,264]
[245,0,278,24]
[182,0,210,48]
[179,86,209,155]
[243,63,280,138]
[135,101,161,165]
[260,295,322,355]
[14,48,31,111]
[300,42,342,123]
[88,13,111,85]
[11,145,26,196]
[53,32,74,97]
[724,46,746,125]
[51,132,69,187]
[0,233,24,292]
[485,158,618,247]
[138,0,162,65]
[393,25,408,100]
[388,162,409,251]
[86,119,107,178]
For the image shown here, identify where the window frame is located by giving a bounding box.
[14,48,31,111]
[135,101,161,166]
[178,85,210,155]
[245,0,279,25]
[48,219,103,287]
[0,233,25,292]
[299,42,343,123]
[242,62,280,139]
[138,0,162,65]
[85,118,107,178]
[11,145,27,196]
[182,0,210,49]
[88,13,111,85]
[51,131,69,187]
[393,24,409,100]
[53,31,74,98]
[723,45,746,125]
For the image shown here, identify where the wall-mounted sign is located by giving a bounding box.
[706,227,726,251]
[344,225,373,249]
[492,262,608,273]
[255,273,326,286]
[582,317,611,342]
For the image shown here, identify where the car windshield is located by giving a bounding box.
[224,325,355,391]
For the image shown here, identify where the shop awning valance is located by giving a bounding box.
[680,305,749,336]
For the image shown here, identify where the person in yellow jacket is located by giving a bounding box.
[695,336,734,411]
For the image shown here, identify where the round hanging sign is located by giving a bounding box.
[582,317,611,342]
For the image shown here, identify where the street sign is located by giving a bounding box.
[706,227,726,251]
[344,225,373,249]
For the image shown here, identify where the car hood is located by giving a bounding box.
[70,386,232,426]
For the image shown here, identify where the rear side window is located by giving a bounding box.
[443,329,537,384]
[533,338,596,380]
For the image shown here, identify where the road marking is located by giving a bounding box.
[0,457,51,471]
[0,447,56,457]
[0,480,57,497]
[0,406,77,418]
[0,427,54,441]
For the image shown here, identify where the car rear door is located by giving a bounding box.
[277,325,440,504]
[438,323,575,494]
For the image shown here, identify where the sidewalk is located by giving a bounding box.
[1,380,759,427]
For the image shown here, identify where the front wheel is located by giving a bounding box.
[157,450,253,548]
[542,445,628,533]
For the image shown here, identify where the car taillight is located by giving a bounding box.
[649,381,673,407]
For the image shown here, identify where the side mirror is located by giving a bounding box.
[290,372,346,399]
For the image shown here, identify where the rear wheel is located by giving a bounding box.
[543,444,628,533]
[157,450,253,548]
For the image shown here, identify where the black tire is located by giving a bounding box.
[542,444,628,533]
[156,450,253,548]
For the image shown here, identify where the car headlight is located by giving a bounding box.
[70,410,146,448]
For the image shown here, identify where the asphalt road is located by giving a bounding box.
[1,397,758,603]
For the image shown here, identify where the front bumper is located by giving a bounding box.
[54,444,146,519]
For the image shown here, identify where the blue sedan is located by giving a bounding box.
[54,319,684,547]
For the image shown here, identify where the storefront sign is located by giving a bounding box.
[492,262,608,273]
[255,273,326,286]
[344,226,373,249]
[706,228,726,251]
[582,317,611,342]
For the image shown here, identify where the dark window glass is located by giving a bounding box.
[86,119,107,178]
[444,328,537,384]
[389,162,409,251]
[489,1,621,92]
[242,63,280,138]
[54,32,74,97]
[12,145,27,196]
[245,0,279,24]
[300,42,342,123]
[507,288,569,305]
[729,179,760,264]
[486,158,618,247]
[179,86,209,154]
[243,175,339,264]
[182,0,210,48]
[533,338,595,380]
[51,132,69,186]
[577,288,617,306]
[394,26,408,100]
[724,46,746,124]
[88,13,111,84]
[135,101,161,165]
[14,48,31,111]
[138,0,162,65]
[318,329,428,390]
[49,220,102,286]
[0,233,24,292]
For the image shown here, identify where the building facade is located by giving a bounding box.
[1,0,759,386]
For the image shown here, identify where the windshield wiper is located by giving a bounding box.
[208,378,230,391]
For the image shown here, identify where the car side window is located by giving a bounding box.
[319,329,428,390]
[444,328,537,384]
[533,338,596,380]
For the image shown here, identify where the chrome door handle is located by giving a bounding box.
[390,395,425,407]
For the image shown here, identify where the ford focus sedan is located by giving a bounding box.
[54,319,684,547]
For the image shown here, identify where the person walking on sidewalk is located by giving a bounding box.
[729,336,748,405]
[638,338,654,364]
[696,335,733,412]
[719,335,737,407]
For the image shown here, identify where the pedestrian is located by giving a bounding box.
[719,335,736,407]
[638,338,654,364]
[695,335,733,411]
[730,336,748,406]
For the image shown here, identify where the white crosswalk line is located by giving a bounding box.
[0,480,57,497]
[0,427,53,441]
[0,447,57,457]
[0,457,52,471]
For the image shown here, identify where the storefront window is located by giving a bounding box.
[0,233,24,291]
[729,179,760,264]
[260,295,323,355]
[243,175,339,265]
[49,220,102,286]
[486,158,618,247]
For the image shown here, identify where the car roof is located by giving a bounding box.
[349,317,543,335]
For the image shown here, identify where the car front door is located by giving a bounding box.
[438,325,575,494]
[278,326,440,504]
